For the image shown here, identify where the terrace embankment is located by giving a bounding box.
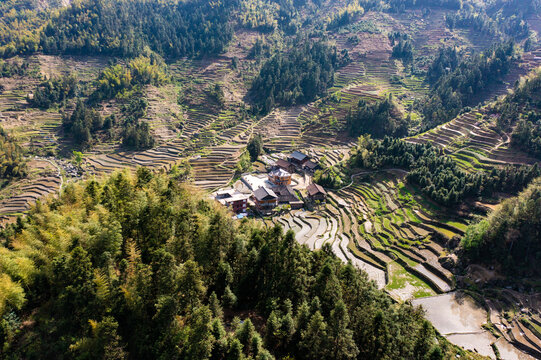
[413,291,539,360]
[0,159,62,224]
[406,108,541,171]
[271,170,463,300]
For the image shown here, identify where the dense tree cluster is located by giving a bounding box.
[349,136,540,206]
[62,56,160,149]
[38,0,235,58]
[346,98,408,138]
[389,32,413,63]
[0,127,26,186]
[387,0,461,13]
[421,42,516,129]
[91,55,168,102]
[251,41,346,113]
[510,116,541,158]
[119,98,155,150]
[0,171,464,359]
[0,0,52,57]
[239,0,280,32]
[27,74,77,109]
[326,1,365,30]
[247,134,264,162]
[314,166,344,189]
[446,11,529,39]
[462,177,541,277]
[249,37,274,60]
[495,70,541,158]
[122,122,155,150]
[63,94,155,150]
[426,47,461,85]
[62,100,104,147]
[445,0,536,39]
[119,97,155,150]
[0,59,33,78]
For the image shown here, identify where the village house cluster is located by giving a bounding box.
[211,151,327,217]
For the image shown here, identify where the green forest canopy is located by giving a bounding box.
[251,40,345,113]
[0,0,236,58]
[421,42,516,129]
[0,127,26,186]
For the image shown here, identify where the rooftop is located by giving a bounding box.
[254,186,278,201]
[304,160,318,170]
[218,193,250,205]
[276,158,292,168]
[241,174,271,191]
[307,183,327,196]
[290,151,308,161]
[215,189,236,199]
[213,189,251,205]
[269,168,291,178]
[274,185,296,197]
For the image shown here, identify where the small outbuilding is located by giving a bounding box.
[275,158,296,173]
[289,151,309,166]
[214,189,251,214]
[274,185,304,209]
[307,183,327,202]
[303,160,320,174]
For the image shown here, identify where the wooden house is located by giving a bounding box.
[268,168,292,186]
[303,160,320,174]
[253,187,278,213]
[274,185,304,209]
[289,151,309,166]
[307,183,327,202]
[275,158,296,173]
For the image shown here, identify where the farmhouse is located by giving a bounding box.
[273,185,304,209]
[213,189,250,214]
[275,158,296,173]
[303,160,320,174]
[289,151,309,166]
[268,168,292,186]
[307,183,327,202]
[253,187,278,213]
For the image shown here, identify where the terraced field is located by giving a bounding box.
[270,171,465,300]
[0,159,62,223]
[414,289,541,359]
[406,108,541,171]
[0,74,64,155]
[484,290,541,359]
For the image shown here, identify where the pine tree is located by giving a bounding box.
[299,311,329,359]
[328,300,359,359]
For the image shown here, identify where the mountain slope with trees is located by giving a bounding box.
[421,42,517,129]
[0,127,26,187]
[495,68,541,159]
[461,176,541,277]
[250,40,346,113]
[348,136,540,206]
[0,170,474,359]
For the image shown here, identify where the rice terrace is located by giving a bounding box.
[1,0,541,359]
